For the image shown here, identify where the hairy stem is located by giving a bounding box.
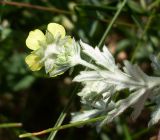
[78,59,99,70]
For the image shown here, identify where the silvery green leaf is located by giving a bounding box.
[71,109,103,123]
[73,71,103,82]
[71,99,115,124]
[72,38,81,56]
[100,88,146,126]
[150,87,160,103]
[49,66,69,77]
[148,104,160,126]
[45,43,59,57]
[99,70,144,91]
[80,40,117,71]
[90,99,115,111]
[148,93,160,126]
[77,81,113,101]
[44,58,55,73]
[123,60,148,83]
[150,55,160,75]
[71,40,160,128]
[131,89,150,120]
[98,60,153,91]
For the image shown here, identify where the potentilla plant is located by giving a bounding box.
[25,23,97,77]
[25,23,160,130]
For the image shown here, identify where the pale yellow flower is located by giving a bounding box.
[47,23,66,38]
[26,29,46,50]
[25,54,42,71]
[25,23,66,72]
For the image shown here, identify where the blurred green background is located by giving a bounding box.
[0,0,160,140]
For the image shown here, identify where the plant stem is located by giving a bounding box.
[97,0,128,49]
[47,112,67,140]
[47,88,77,140]
[131,10,155,62]
[0,1,71,15]
[132,127,151,139]
[122,124,132,140]
[148,0,160,10]
[19,116,105,138]
[79,59,99,70]
[0,123,22,128]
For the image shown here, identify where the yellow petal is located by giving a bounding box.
[67,36,73,43]
[47,23,66,38]
[25,54,42,71]
[26,29,46,50]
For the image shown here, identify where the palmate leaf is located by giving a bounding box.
[100,89,145,125]
[149,93,160,126]
[73,71,103,81]
[123,61,148,83]
[149,104,160,126]
[71,98,115,124]
[77,81,109,100]
[80,41,117,71]
[100,60,150,90]
[99,88,152,127]
[73,41,160,127]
